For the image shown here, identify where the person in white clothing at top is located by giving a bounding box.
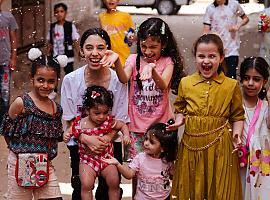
[203,0,249,79]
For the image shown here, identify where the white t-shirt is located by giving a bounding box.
[61,65,130,144]
[129,152,173,200]
[46,23,79,62]
[203,0,245,57]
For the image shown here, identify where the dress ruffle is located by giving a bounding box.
[0,93,63,140]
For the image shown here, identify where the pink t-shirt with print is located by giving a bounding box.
[126,54,174,133]
[129,152,172,200]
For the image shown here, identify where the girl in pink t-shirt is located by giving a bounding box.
[111,17,185,159]
[103,121,178,200]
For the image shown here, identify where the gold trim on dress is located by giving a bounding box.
[182,120,229,151]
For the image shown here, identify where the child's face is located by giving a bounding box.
[140,36,162,63]
[195,42,224,79]
[87,104,110,126]
[103,0,119,11]
[143,132,163,158]
[32,67,58,98]
[242,68,267,98]
[54,6,67,22]
[81,34,107,70]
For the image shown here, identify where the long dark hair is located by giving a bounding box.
[136,17,185,94]
[145,122,178,163]
[240,56,269,100]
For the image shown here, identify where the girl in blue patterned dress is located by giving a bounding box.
[0,48,67,200]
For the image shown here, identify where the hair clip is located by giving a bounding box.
[55,55,68,68]
[91,91,101,99]
[160,22,165,35]
[28,48,42,61]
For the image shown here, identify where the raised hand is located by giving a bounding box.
[140,62,156,80]
[102,154,120,165]
[99,50,119,68]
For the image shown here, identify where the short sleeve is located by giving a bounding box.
[72,23,80,40]
[230,82,244,122]
[9,13,18,31]
[235,2,245,17]
[174,80,187,114]
[61,76,77,121]
[128,154,140,172]
[203,6,212,25]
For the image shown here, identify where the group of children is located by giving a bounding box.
[1,0,270,200]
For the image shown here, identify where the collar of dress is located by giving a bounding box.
[191,72,225,86]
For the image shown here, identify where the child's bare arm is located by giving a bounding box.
[232,120,244,148]
[113,120,131,145]
[9,30,17,70]
[114,56,133,84]
[167,113,185,131]
[9,97,24,119]
[102,155,136,179]
[140,62,174,90]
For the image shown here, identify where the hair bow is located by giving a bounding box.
[91,91,101,99]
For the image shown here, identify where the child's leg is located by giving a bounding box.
[79,163,96,200]
[101,165,120,200]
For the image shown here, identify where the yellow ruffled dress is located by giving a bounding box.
[171,72,244,200]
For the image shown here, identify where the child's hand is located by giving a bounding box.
[127,33,135,45]
[80,135,108,154]
[228,25,239,32]
[167,114,185,131]
[140,63,156,80]
[102,155,120,166]
[232,134,242,149]
[63,129,72,143]
[102,135,111,143]
[99,50,119,68]
[123,134,132,145]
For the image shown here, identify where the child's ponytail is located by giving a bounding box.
[135,49,143,91]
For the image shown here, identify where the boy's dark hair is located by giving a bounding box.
[213,0,228,7]
[240,56,269,99]
[30,55,61,78]
[193,33,225,74]
[136,17,185,95]
[80,28,111,50]
[145,122,178,163]
[54,3,68,12]
[82,85,114,110]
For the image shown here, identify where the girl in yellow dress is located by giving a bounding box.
[169,34,244,200]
